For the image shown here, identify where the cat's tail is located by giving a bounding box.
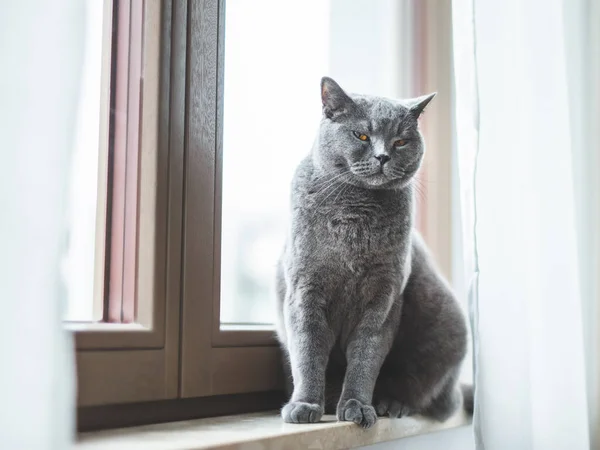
[461,383,474,415]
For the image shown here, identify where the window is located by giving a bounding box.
[219,0,330,326]
[69,0,180,409]
[73,0,283,420]
[73,0,466,430]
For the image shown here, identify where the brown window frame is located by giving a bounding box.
[74,0,180,407]
[76,0,282,425]
[178,0,282,400]
[75,0,454,431]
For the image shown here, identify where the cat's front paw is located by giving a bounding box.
[337,399,377,428]
[375,398,411,418]
[281,401,323,424]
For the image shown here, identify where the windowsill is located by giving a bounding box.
[76,410,471,449]
[65,322,146,332]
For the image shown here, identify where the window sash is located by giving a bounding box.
[178,0,282,399]
[75,0,180,406]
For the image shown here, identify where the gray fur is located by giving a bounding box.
[275,77,470,428]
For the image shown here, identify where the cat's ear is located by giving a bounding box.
[408,92,436,118]
[321,77,354,119]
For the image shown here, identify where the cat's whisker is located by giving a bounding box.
[313,173,343,188]
[331,181,351,205]
[315,180,348,209]
[312,170,350,191]
[312,178,344,199]
[410,178,428,203]
[312,171,351,196]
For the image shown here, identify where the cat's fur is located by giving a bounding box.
[275,77,470,428]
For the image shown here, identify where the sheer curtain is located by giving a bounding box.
[452,0,592,448]
[0,1,83,447]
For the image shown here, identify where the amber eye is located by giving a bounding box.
[352,131,370,142]
[394,139,408,147]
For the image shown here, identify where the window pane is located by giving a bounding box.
[221,0,329,325]
[63,0,106,322]
[220,0,412,324]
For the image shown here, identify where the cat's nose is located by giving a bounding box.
[375,154,390,165]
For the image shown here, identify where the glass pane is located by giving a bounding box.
[62,1,106,321]
[221,0,413,325]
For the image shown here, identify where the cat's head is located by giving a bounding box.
[314,77,435,190]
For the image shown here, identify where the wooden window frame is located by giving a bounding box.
[75,0,454,431]
[74,0,282,414]
[74,0,182,406]
[178,0,282,399]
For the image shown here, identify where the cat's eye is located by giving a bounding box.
[352,131,370,142]
[394,139,409,147]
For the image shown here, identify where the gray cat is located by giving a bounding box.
[275,77,472,428]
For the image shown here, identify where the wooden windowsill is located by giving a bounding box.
[76,410,471,449]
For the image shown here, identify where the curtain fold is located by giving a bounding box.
[0,1,84,448]
[452,0,591,448]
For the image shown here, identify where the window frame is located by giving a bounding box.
[74,0,455,428]
[74,0,182,406]
[76,0,283,415]
[178,0,283,399]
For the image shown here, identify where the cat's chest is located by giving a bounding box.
[316,205,407,256]
[292,183,412,261]
[326,207,380,241]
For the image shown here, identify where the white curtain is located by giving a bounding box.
[0,1,84,448]
[452,0,593,449]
